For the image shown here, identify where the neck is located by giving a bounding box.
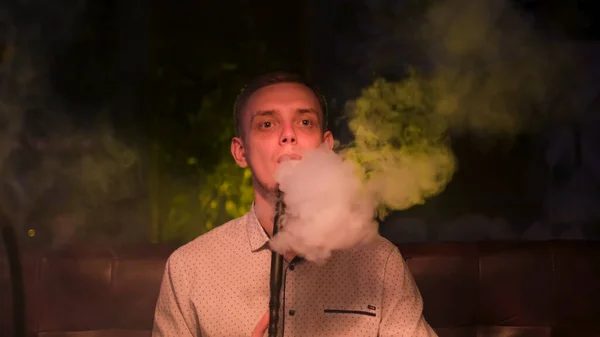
[254,188,276,237]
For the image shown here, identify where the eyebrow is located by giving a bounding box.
[250,110,276,125]
[297,108,318,115]
[249,108,319,124]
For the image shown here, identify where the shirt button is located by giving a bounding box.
[289,310,296,316]
[289,265,295,271]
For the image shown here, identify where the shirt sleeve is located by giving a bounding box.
[379,247,438,337]
[152,253,199,337]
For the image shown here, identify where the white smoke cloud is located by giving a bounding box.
[269,145,378,264]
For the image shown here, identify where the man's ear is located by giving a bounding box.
[322,130,335,151]
[231,137,248,168]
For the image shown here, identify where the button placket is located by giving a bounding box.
[283,262,298,335]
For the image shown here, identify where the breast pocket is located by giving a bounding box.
[321,306,379,336]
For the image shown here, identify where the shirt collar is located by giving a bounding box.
[246,203,270,252]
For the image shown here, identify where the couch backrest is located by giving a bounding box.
[1,244,175,337]
[1,241,599,337]
[400,241,600,337]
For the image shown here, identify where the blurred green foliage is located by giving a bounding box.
[146,2,308,243]
[148,68,256,243]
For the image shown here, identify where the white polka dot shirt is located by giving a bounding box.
[152,205,437,337]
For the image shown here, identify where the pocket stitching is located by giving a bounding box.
[323,309,376,317]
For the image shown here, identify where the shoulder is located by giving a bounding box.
[332,235,403,270]
[166,214,248,269]
[368,236,410,273]
[352,235,402,261]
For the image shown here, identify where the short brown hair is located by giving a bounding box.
[233,71,328,137]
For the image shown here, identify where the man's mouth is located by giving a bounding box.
[277,153,302,163]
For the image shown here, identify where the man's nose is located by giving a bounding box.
[279,126,297,145]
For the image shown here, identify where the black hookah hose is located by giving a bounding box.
[268,190,285,337]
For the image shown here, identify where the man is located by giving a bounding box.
[152,72,437,337]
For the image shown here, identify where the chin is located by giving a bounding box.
[253,177,278,195]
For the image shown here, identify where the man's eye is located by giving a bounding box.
[301,120,313,126]
[261,121,272,128]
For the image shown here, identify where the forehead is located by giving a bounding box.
[242,82,322,117]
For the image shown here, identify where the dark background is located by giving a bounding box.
[1,0,600,246]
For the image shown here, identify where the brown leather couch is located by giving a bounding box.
[1,240,599,337]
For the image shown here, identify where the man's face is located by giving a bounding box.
[231,82,334,193]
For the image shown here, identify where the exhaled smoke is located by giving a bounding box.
[270,146,378,264]
[271,0,579,262]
